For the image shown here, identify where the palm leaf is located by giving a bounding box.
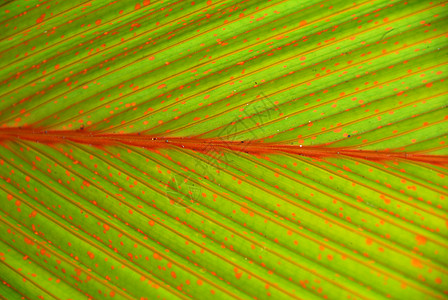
[0,0,447,299]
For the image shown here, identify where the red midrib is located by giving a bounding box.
[0,128,446,165]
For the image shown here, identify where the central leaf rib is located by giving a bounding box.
[1,128,446,165]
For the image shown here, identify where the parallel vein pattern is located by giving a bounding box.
[0,0,447,299]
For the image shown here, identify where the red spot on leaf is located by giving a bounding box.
[24,237,34,245]
[412,258,423,268]
[416,235,426,245]
[158,84,166,89]
[95,19,101,25]
[36,14,45,24]
[234,267,243,279]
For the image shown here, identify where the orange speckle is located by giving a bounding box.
[144,0,151,5]
[54,64,60,70]
[300,20,307,26]
[87,251,95,259]
[197,279,203,286]
[36,14,45,24]
[148,220,155,226]
[416,235,426,245]
[135,3,141,10]
[240,207,248,214]
[412,258,423,268]
[426,83,432,88]
[95,19,101,26]
[158,84,166,89]
[435,277,442,284]
[171,271,176,279]
[24,237,34,245]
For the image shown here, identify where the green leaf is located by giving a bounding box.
[0,0,447,299]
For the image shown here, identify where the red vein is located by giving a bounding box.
[0,128,446,166]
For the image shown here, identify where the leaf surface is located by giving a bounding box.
[0,0,447,299]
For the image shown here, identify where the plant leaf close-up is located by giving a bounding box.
[0,0,447,299]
